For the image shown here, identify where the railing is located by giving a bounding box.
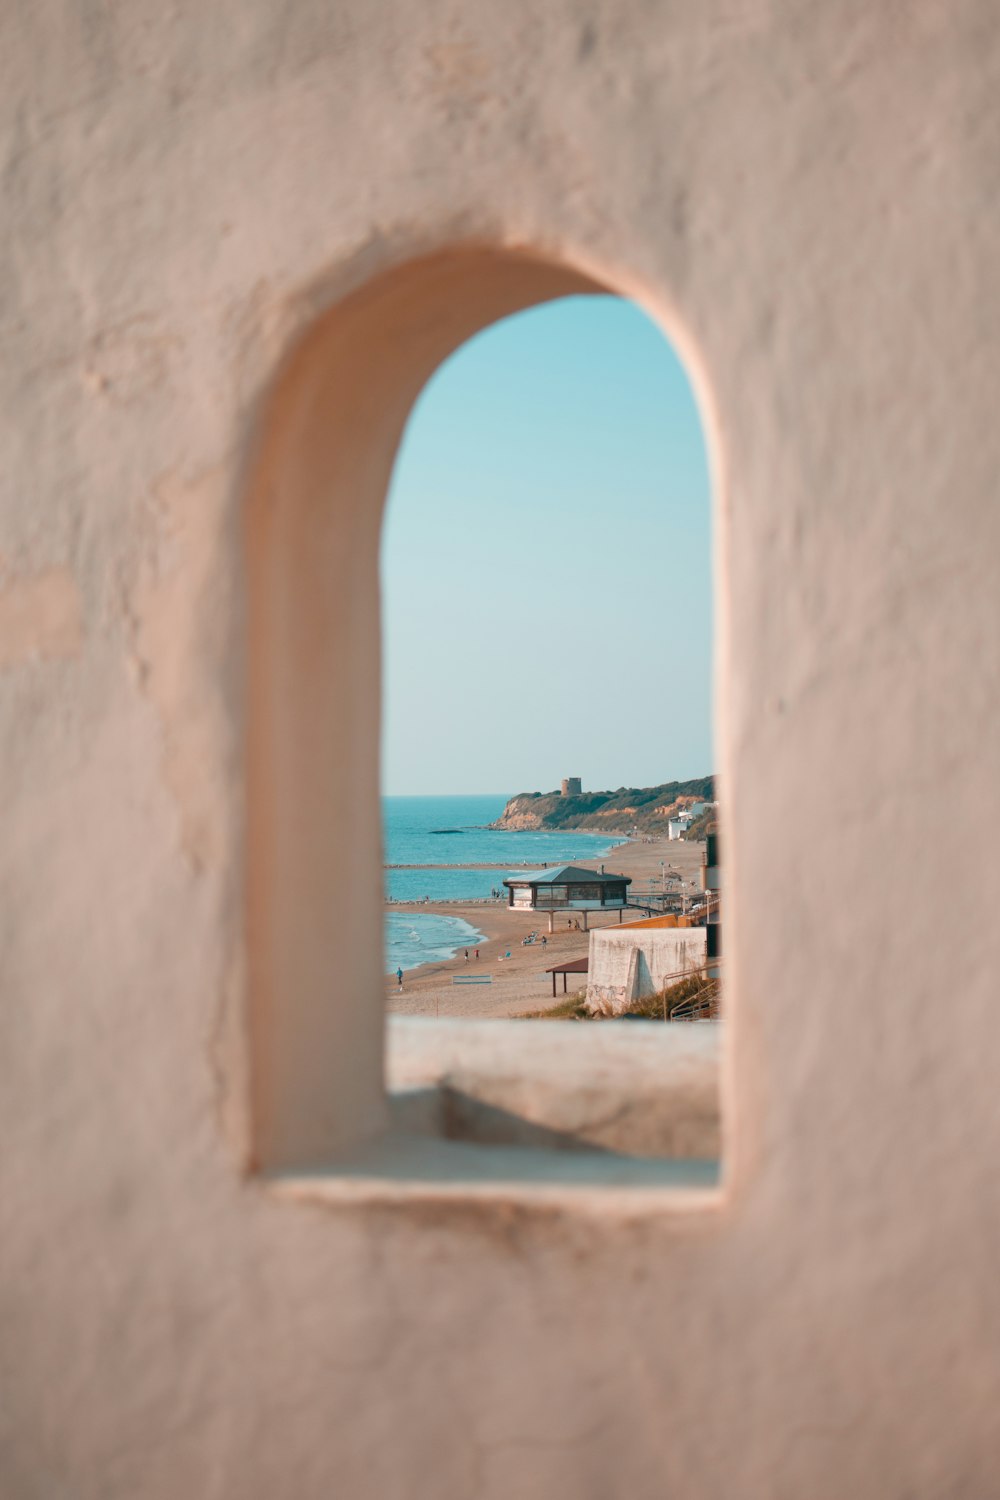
[669,984,719,1022]
[625,889,716,921]
[653,959,722,1022]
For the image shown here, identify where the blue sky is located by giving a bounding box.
[380,294,713,796]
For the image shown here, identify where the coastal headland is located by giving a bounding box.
[385,835,706,1018]
[490,776,714,835]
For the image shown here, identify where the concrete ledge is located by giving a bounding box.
[386,1016,721,1160]
[271,1136,721,1213]
[266,1020,722,1211]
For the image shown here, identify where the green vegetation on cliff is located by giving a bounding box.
[491,775,715,834]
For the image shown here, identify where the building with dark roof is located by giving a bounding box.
[502,865,632,931]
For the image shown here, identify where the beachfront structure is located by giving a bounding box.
[560,776,582,797]
[546,955,590,999]
[586,919,708,1016]
[503,865,631,932]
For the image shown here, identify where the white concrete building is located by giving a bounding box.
[587,924,708,1015]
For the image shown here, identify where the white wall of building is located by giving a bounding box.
[587,927,708,1015]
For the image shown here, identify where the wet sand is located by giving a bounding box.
[385,836,705,1018]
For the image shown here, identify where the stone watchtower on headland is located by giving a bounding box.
[561,776,582,797]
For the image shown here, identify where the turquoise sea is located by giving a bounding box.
[383,794,625,974]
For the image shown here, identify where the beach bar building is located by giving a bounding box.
[503,865,632,932]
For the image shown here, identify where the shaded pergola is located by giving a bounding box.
[545,956,589,998]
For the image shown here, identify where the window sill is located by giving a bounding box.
[267,1018,722,1214]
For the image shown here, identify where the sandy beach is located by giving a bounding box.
[385,836,705,1017]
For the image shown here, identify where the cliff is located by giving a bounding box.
[490,776,715,834]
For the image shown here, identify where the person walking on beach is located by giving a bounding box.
[475,948,480,961]
[464,949,469,962]
[396,967,404,991]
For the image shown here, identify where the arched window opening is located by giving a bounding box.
[245,248,724,1193]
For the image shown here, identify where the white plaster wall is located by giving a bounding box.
[3,3,1000,1496]
[588,926,707,1012]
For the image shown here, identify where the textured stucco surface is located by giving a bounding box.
[587,926,707,1012]
[3,3,1000,1496]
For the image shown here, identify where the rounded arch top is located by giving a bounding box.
[245,240,722,540]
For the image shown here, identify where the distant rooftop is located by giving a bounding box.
[503,865,632,887]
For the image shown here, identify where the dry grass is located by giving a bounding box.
[625,971,720,1021]
[517,972,720,1021]
[515,990,590,1020]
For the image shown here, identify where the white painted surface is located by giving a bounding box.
[587,927,708,1013]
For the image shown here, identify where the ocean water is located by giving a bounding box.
[385,912,487,976]
[388,867,510,902]
[382,794,626,972]
[383,794,624,868]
